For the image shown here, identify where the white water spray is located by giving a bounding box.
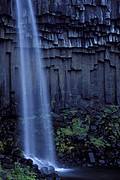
[16,0,56,167]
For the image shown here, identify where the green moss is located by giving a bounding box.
[0,141,4,153]
[55,106,120,157]
[61,126,73,136]
[104,109,112,114]
[89,137,110,148]
[51,100,56,110]
[56,117,90,155]
[0,162,37,180]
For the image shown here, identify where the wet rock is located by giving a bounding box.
[117,142,120,148]
[0,155,5,159]
[47,178,53,180]
[78,135,86,140]
[56,116,64,122]
[26,158,33,167]
[3,163,14,169]
[56,177,61,180]
[67,112,74,120]
[90,125,97,131]
[3,157,13,164]
[48,166,55,174]
[12,148,23,158]
[87,163,94,167]
[31,164,39,172]
[76,112,81,118]
[20,157,27,164]
[88,134,95,139]
[3,157,14,169]
[41,166,55,175]
[117,160,120,166]
[95,120,100,126]
[51,113,59,119]
[82,163,87,167]
[99,160,105,165]
[88,152,95,163]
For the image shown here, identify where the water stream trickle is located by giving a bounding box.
[15,0,56,167]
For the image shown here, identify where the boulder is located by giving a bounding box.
[41,166,55,175]
[88,152,95,163]
[26,158,33,167]
[99,160,105,165]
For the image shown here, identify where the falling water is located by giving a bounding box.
[15,0,56,167]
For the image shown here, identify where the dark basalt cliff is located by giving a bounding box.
[0,0,120,111]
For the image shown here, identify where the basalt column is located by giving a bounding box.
[35,0,120,111]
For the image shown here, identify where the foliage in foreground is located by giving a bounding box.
[0,162,37,180]
[55,105,120,157]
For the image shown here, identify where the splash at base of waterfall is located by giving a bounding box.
[24,155,57,176]
[24,155,55,169]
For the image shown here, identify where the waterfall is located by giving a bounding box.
[15,0,56,167]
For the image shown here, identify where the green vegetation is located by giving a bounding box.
[0,162,37,180]
[51,100,56,110]
[85,137,110,148]
[55,105,120,157]
[55,115,90,156]
[0,141,4,153]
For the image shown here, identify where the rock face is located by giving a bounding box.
[0,0,17,110]
[0,0,120,111]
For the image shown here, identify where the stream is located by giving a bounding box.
[57,167,120,180]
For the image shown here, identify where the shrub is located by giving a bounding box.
[0,162,37,180]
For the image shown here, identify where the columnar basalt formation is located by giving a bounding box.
[0,0,17,110]
[0,0,120,111]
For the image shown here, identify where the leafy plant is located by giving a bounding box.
[0,162,37,180]
[55,117,90,155]
[89,137,110,148]
[55,106,120,159]
[104,109,112,114]
[0,141,4,153]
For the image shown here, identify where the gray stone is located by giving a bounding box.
[3,157,13,164]
[0,155,5,159]
[51,113,59,118]
[89,152,95,163]
[87,163,94,167]
[117,160,120,165]
[99,160,105,164]
[90,125,97,131]
[41,166,55,175]
[3,163,14,169]
[78,135,86,140]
